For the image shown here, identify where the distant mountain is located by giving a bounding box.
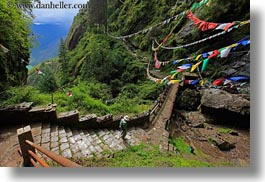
[30,23,71,65]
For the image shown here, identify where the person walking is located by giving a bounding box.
[119,115,129,139]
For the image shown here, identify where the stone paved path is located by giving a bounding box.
[0,123,148,166]
[0,83,178,167]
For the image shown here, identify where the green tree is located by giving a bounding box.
[58,38,67,70]
[0,0,37,91]
[88,0,107,31]
[37,73,58,104]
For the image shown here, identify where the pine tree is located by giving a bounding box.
[58,38,67,70]
[38,73,58,104]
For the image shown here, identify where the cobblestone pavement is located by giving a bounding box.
[0,123,148,166]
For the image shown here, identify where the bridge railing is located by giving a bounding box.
[17,125,81,167]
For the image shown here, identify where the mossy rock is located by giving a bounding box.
[176,89,201,111]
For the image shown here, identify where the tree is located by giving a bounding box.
[88,0,107,32]
[37,73,58,104]
[0,0,37,91]
[58,38,67,69]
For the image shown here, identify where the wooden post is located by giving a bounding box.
[17,125,36,167]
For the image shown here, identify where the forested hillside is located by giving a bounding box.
[2,0,250,116]
[63,0,249,101]
[0,0,37,91]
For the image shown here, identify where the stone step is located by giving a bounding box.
[27,122,150,162]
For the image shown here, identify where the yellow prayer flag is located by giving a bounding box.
[171,73,178,79]
[200,80,205,86]
[231,43,238,48]
[191,61,202,72]
[240,20,250,25]
[195,54,202,61]
[170,80,181,84]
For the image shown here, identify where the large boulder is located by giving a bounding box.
[176,89,201,111]
[201,89,250,114]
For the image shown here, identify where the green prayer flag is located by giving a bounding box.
[201,58,209,72]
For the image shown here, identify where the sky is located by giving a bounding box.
[33,0,89,25]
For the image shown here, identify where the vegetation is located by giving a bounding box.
[217,128,233,134]
[0,80,160,116]
[0,0,249,118]
[170,137,191,154]
[73,143,212,167]
[0,0,37,91]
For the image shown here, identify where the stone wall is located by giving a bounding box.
[0,103,152,130]
[0,85,172,129]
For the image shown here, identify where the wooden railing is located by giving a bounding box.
[17,125,81,167]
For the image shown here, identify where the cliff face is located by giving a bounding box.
[63,0,249,91]
[65,9,89,51]
[0,0,32,92]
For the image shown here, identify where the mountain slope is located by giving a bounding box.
[0,0,33,92]
[65,0,249,82]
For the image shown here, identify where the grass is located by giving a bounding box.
[0,83,153,116]
[72,143,212,167]
[217,128,233,134]
[170,137,191,154]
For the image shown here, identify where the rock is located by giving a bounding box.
[230,131,239,136]
[208,137,236,151]
[176,89,201,111]
[217,141,236,151]
[201,89,250,114]
[192,123,205,128]
[222,68,237,76]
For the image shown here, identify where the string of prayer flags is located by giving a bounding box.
[146,63,163,83]
[109,0,209,40]
[187,10,218,31]
[0,44,9,53]
[159,38,250,71]
[158,20,250,50]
